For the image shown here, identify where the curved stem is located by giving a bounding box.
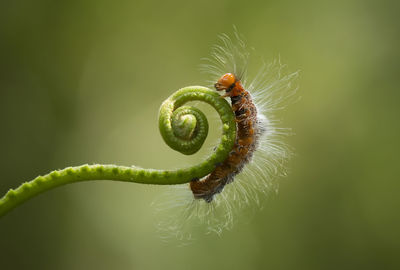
[0,86,236,217]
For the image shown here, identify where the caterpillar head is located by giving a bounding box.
[215,73,236,91]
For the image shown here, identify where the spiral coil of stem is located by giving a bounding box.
[0,86,236,217]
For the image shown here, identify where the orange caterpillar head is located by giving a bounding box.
[215,73,236,91]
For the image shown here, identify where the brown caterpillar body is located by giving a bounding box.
[190,73,263,202]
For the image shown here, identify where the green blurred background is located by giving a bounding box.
[1,0,399,269]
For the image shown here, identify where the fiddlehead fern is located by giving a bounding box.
[0,86,236,217]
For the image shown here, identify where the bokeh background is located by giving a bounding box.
[1,0,399,269]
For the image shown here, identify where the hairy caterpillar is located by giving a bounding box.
[190,72,263,202]
[155,30,298,241]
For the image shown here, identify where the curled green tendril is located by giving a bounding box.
[0,86,236,217]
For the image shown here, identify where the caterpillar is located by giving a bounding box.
[190,72,264,202]
[155,30,298,240]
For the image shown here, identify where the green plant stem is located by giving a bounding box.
[0,86,236,217]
